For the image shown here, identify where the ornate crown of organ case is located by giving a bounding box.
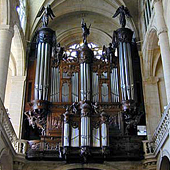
[23,5,146,162]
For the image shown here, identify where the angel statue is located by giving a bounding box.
[81,19,91,44]
[37,5,55,27]
[112,5,131,28]
[102,43,115,63]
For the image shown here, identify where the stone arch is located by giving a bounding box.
[143,27,159,78]
[157,150,170,170]
[159,155,170,170]
[31,0,137,38]
[53,163,120,170]
[0,148,13,170]
[155,56,167,113]
[58,27,112,48]
[141,27,163,139]
[4,23,26,137]
[49,11,115,49]
[11,24,25,76]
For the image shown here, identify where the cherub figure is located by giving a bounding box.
[112,5,131,28]
[81,19,91,44]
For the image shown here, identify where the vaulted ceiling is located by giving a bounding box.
[28,0,139,48]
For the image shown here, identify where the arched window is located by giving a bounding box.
[16,0,27,33]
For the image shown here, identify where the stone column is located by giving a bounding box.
[8,76,26,138]
[154,0,170,103]
[143,77,161,140]
[0,25,14,103]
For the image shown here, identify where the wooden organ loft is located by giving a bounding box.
[22,6,146,163]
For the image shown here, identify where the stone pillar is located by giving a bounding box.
[0,25,14,103]
[154,0,170,103]
[8,76,26,138]
[143,77,161,140]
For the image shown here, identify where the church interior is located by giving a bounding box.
[0,0,170,170]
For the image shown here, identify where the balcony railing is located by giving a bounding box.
[143,103,170,158]
[0,99,27,156]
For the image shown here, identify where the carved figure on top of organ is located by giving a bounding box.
[102,43,116,64]
[37,5,55,27]
[81,18,91,44]
[112,5,131,28]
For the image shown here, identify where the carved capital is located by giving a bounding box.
[143,76,159,84]
[0,25,14,37]
[153,0,161,6]
[157,27,168,36]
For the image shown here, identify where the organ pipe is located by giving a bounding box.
[80,102,91,147]
[63,111,70,147]
[101,112,108,147]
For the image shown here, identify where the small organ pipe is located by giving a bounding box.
[119,42,126,100]
[127,43,134,100]
[54,68,56,102]
[101,123,107,146]
[80,63,84,100]
[39,43,45,100]
[84,63,87,99]
[86,64,90,100]
[115,68,119,102]
[113,69,116,102]
[50,68,53,102]
[43,43,48,100]
[63,112,70,147]
[123,42,131,100]
[54,68,57,101]
[34,43,42,100]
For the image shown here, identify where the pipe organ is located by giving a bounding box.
[23,6,145,163]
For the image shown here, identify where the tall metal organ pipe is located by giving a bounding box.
[115,28,134,105]
[34,27,55,101]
